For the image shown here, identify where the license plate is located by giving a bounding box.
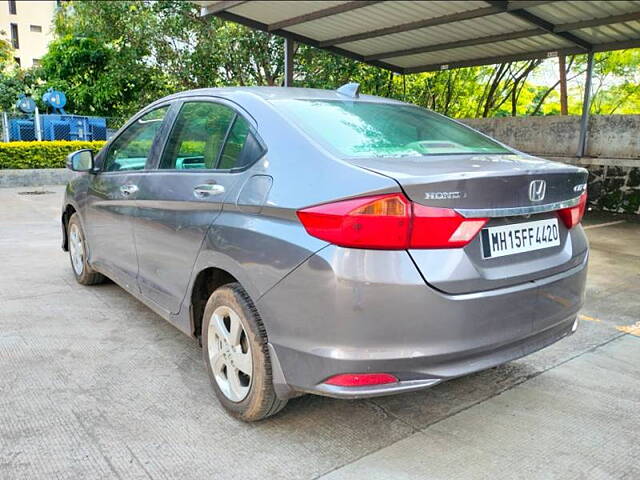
[481,218,560,259]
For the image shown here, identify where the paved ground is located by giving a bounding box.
[0,185,638,480]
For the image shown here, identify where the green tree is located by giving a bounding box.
[46,0,287,114]
[530,51,640,116]
[39,35,166,116]
[587,49,640,114]
[0,30,45,113]
[0,33,13,69]
[45,1,174,116]
[0,68,41,111]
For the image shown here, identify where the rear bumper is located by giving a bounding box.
[257,246,588,399]
[273,314,578,399]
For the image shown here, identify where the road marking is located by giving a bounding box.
[616,322,640,336]
[583,220,626,230]
[579,314,601,323]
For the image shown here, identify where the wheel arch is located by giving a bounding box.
[61,203,78,251]
[190,267,239,340]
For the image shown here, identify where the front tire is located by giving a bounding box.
[67,213,105,285]
[202,283,287,421]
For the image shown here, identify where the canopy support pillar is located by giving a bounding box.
[558,55,568,115]
[577,52,594,158]
[284,37,294,87]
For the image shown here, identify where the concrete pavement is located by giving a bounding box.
[0,186,638,479]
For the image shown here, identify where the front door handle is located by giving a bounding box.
[194,184,225,198]
[120,184,139,196]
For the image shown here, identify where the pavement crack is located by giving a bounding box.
[125,445,156,480]
[312,400,425,480]
[71,410,125,480]
[367,399,422,435]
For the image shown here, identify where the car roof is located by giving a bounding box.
[151,86,405,107]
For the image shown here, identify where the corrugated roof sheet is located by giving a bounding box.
[195,0,640,72]
[284,1,488,41]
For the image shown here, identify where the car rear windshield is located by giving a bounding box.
[272,99,510,158]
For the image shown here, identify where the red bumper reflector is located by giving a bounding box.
[324,373,398,387]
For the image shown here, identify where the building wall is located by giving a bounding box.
[459,115,640,215]
[0,0,57,68]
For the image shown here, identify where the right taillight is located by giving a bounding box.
[558,192,587,229]
[296,193,487,250]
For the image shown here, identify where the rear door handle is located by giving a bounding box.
[194,184,225,197]
[120,184,139,196]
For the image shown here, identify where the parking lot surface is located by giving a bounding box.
[1,185,639,480]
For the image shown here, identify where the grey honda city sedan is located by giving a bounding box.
[62,85,588,421]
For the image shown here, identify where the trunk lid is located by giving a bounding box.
[350,153,589,294]
[350,153,587,210]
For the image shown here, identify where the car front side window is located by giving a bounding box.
[102,106,169,172]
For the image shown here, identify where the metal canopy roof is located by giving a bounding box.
[196,0,640,73]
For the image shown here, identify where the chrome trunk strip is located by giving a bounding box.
[456,196,582,218]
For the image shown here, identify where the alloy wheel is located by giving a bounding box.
[208,305,253,402]
[69,223,84,275]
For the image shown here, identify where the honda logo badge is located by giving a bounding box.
[529,180,546,202]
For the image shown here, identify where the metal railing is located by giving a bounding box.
[0,112,127,142]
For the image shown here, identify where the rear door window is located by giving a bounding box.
[159,100,264,171]
[159,102,235,170]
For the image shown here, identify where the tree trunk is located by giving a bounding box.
[531,80,561,116]
[386,70,394,97]
[482,63,509,117]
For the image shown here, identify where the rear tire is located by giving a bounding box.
[202,282,287,421]
[67,213,105,285]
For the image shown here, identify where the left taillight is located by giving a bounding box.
[558,192,587,229]
[296,193,488,250]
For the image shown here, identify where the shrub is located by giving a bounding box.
[0,140,107,169]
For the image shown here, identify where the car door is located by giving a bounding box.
[134,98,261,314]
[84,105,170,288]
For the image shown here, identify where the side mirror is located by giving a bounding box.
[66,149,94,172]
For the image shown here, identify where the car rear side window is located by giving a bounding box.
[102,106,169,172]
[218,116,251,170]
[272,99,509,158]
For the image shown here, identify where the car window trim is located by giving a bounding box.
[150,97,266,174]
[214,113,239,169]
[98,102,175,175]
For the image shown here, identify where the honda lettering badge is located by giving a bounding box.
[529,180,546,202]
